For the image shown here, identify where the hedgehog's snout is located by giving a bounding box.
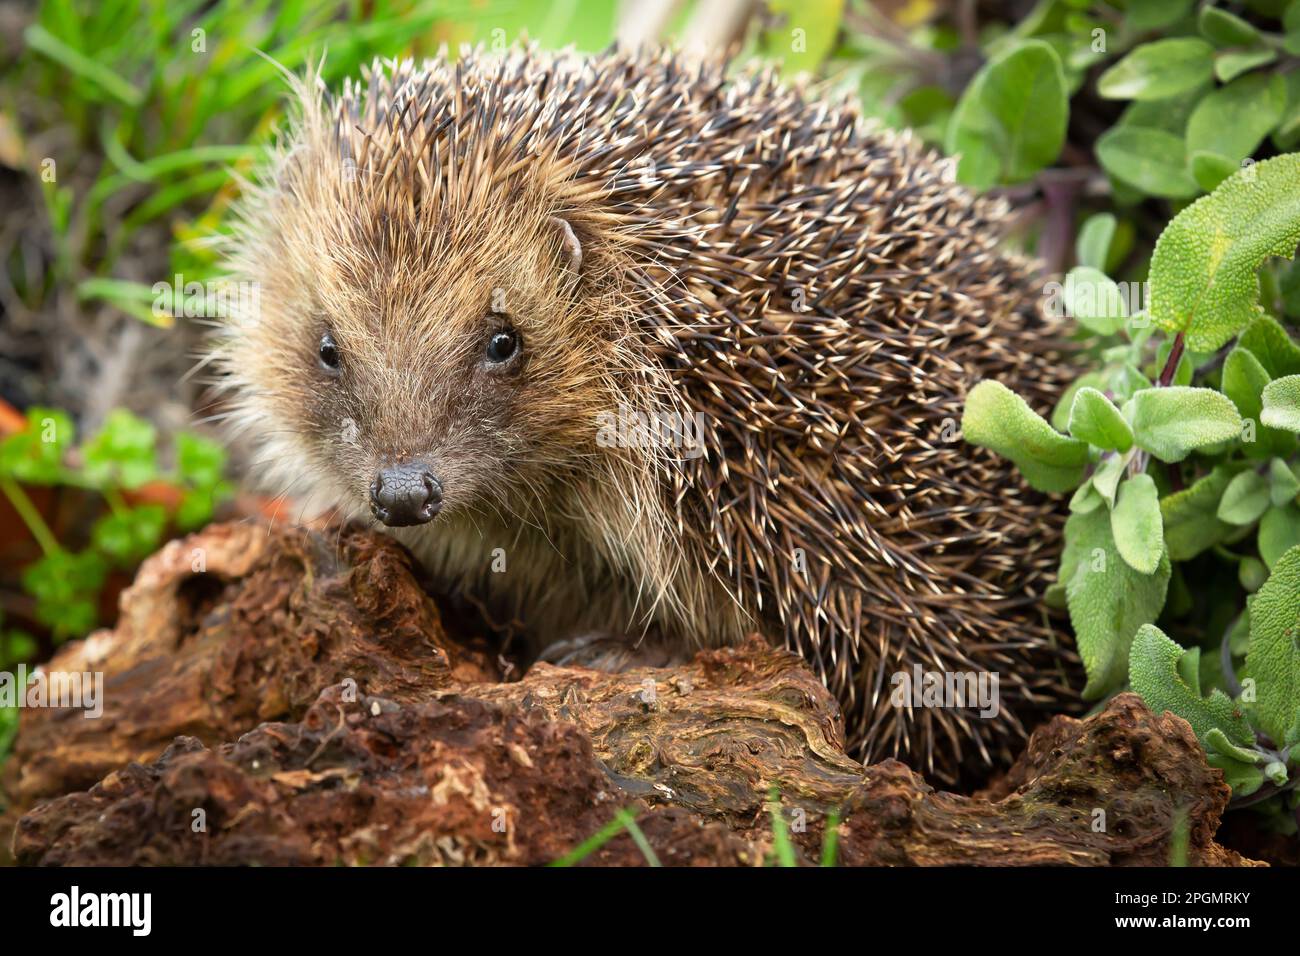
[369,462,443,527]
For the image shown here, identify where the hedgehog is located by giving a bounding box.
[212,46,1077,783]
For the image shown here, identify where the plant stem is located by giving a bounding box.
[0,477,61,557]
[1158,331,1185,386]
[103,486,130,518]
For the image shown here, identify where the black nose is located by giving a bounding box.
[369,463,442,527]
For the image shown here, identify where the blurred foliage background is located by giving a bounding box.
[2,1,1300,839]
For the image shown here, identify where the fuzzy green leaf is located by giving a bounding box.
[1067,387,1133,451]
[1222,346,1297,459]
[1126,0,1194,32]
[1161,465,1243,560]
[1198,6,1261,47]
[1061,267,1128,335]
[1112,474,1165,574]
[1096,127,1199,199]
[1097,38,1214,101]
[1244,545,1300,746]
[1070,478,1103,514]
[1241,556,1269,592]
[1093,455,1125,508]
[962,381,1088,491]
[1217,469,1271,525]
[1205,728,1264,765]
[1129,624,1254,746]
[1063,509,1171,698]
[1149,154,1300,351]
[1260,503,1300,569]
[1189,151,1240,193]
[1052,371,1108,433]
[1130,387,1243,462]
[1261,375,1300,432]
[1216,47,1277,84]
[1239,316,1300,379]
[945,40,1068,189]
[1206,753,1266,797]
[1186,73,1286,168]
[1076,213,1117,272]
[1271,458,1300,507]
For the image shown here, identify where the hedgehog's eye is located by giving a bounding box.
[318,332,341,373]
[485,328,521,365]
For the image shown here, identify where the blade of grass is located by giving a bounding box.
[89,145,259,205]
[549,807,661,867]
[24,24,145,107]
[77,277,174,329]
[819,810,841,867]
[767,789,798,867]
[618,810,661,867]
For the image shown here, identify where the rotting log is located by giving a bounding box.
[2,522,1260,866]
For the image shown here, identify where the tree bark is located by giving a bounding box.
[3,523,1259,866]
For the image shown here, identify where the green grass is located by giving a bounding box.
[548,807,661,867]
[9,0,488,321]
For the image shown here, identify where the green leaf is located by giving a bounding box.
[1096,127,1199,199]
[1068,387,1133,451]
[1112,473,1165,574]
[1129,387,1243,462]
[962,381,1089,492]
[1189,151,1241,193]
[1092,454,1125,507]
[176,483,232,532]
[1244,544,1300,745]
[1076,213,1117,271]
[763,0,845,75]
[92,504,167,566]
[1186,73,1286,168]
[945,40,1068,189]
[1149,154,1300,351]
[0,408,74,484]
[81,409,158,489]
[1070,478,1104,514]
[1198,5,1262,47]
[1259,502,1300,569]
[1217,469,1271,525]
[1222,346,1297,459]
[1125,0,1194,32]
[1274,69,1300,149]
[1241,555,1269,592]
[1129,623,1254,746]
[1061,267,1128,335]
[1239,315,1300,379]
[1215,47,1277,84]
[1110,363,1153,401]
[1052,371,1109,432]
[1261,375,1300,432]
[1161,465,1243,559]
[1062,509,1171,698]
[21,549,108,640]
[1118,83,1212,136]
[1207,753,1266,797]
[1271,458,1300,506]
[1205,728,1264,765]
[1097,39,1214,101]
[176,432,227,489]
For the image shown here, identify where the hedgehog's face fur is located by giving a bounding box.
[225,178,610,526]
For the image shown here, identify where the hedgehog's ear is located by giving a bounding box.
[548,215,583,285]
